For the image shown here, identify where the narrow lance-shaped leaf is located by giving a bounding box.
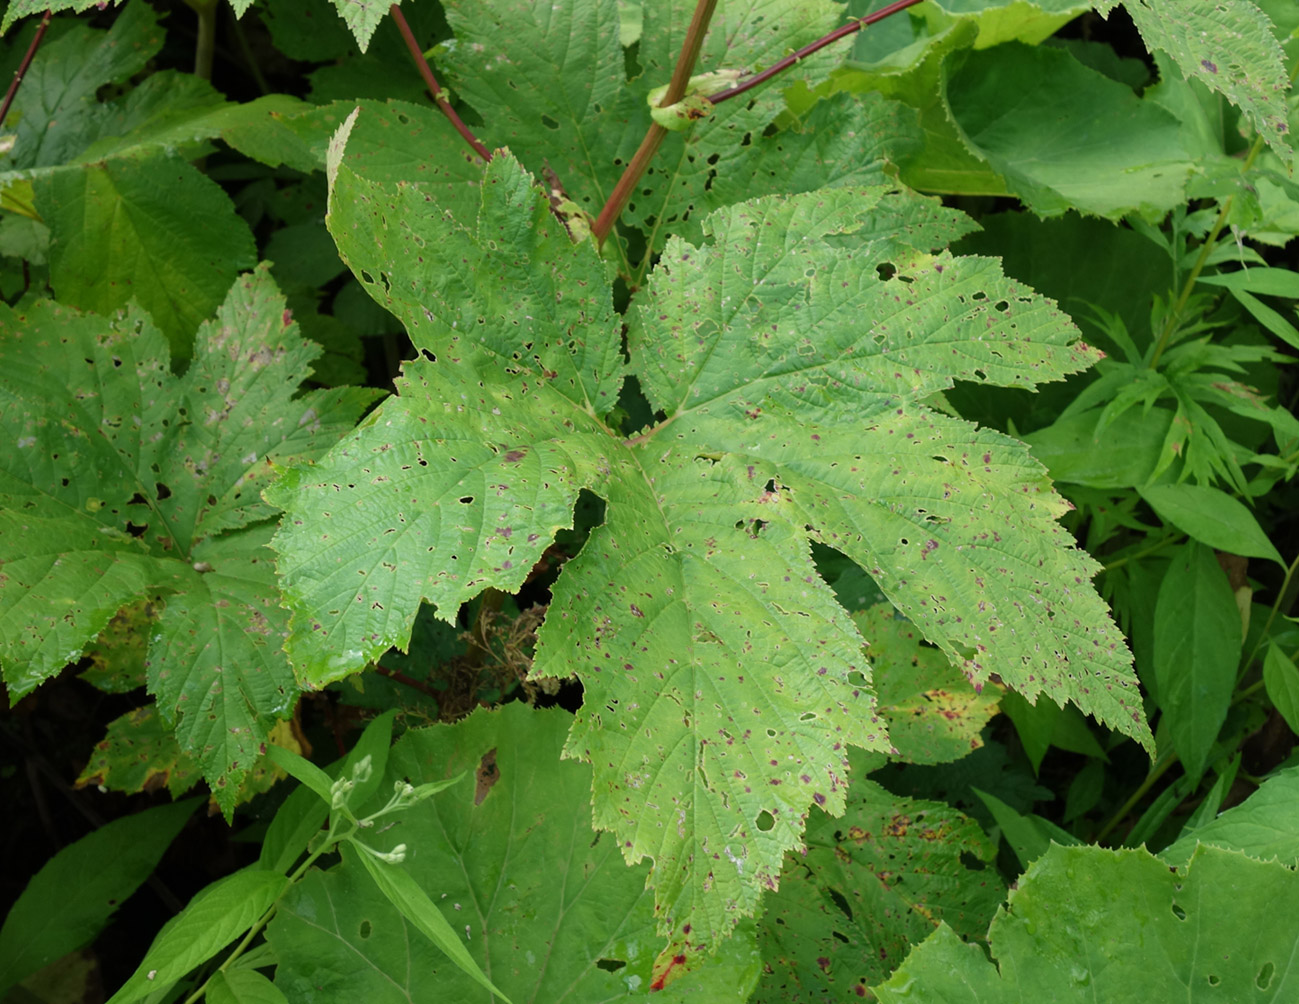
[275,134,1148,961]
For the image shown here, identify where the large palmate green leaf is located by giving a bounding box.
[0,267,377,812]
[874,843,1299,1001]
[268,704,762,1001]
[274,132,1148,956]
[754,761,1005,1001]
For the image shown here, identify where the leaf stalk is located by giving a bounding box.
[592,0,927,246]
[0,8,51,130]
[592,0,720,245]
[389,4,492,162]
[706,0,927,106]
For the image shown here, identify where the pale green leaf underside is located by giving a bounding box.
[1108,0,1294,166]
[283,150,1147,957]
[947,43,1192,221]
[875,844,1299,1001]
[330,0,401,51]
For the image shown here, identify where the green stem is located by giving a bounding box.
[229,8,270,95]
[1095,753,1176,846]
[180,819,352,1004]
[186,0,219,82]
[1100,534,1181,573]
[1239,549,1299,677]
[591,0,719,246]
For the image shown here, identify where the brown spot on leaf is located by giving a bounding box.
[474,748,499,805]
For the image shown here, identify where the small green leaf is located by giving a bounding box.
[1228,287,1299,351]
[331,0,400,51]
[350,847,512,1003]
[1152,542,1243,782]
[265,745,335,807]
[206,969,289,1004]
[973,787,1080,871]
[1197,266,1299,298]
[107,868,288,1004]
[1139,483,1284,565]
[0,798,199,995]
[1162,764,1299,866]
[1263,644,1299,735]
[1179,754,1241,836]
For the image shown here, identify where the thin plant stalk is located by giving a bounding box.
[0,9,52,129]
[1149,54,1299,368]
[390,4,491,162]
[592,0,720,245]
[188,0,219,81]
[592,0,927,246]
[707,0,926,106]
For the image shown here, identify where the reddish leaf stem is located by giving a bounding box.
[592,0,720,245]
[374,663,441,699]
[389,4,491,163]
[592,0,927,247]
[707,0,927,105]
[0,9,51,130]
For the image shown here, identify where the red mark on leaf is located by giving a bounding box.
[650,954,689,991]
[502,449,527,463]
[1201,59,1217,73]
